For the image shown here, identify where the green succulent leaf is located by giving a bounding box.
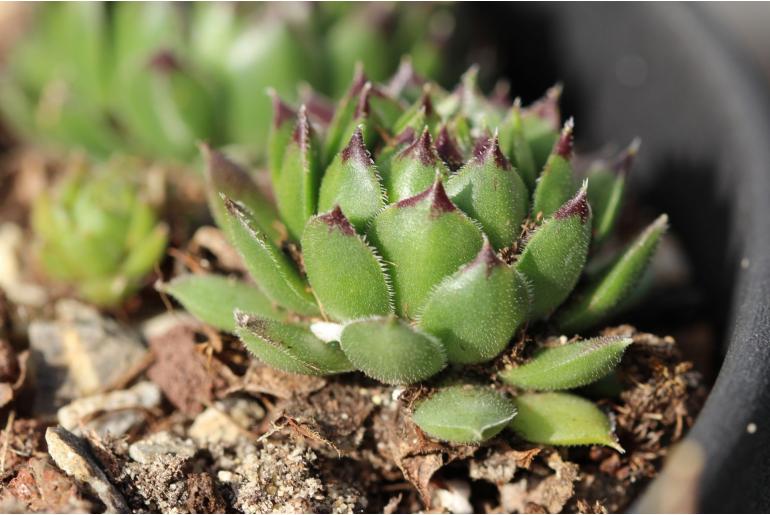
[499,336,633,390]
[202,144,281,243]
[418,239,529,364]
[587,140,638,245]
[446,133,529,249]
[515,184,592,320]
[120,223,169,280]
[499,101,537,190]
[224,197,319,316]
[368,178,483,318]
[556,214,668,333]
[413,385,517,443]
[160,274,284,332]
[510,392,623,451]
[267,91,297,185]
[302,207,392,321]
[339,316,446,384]
[324,67,369,165]
[236,312,353,376]
[384,127,449,202]
[392,88,439,137]
[521,85,562,172]
[317,127,385,230]
[532,119,577,219]
[275,106,321,240]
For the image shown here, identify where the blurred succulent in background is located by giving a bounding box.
[161,65,667,450]
[32,158,168,307]
[0,2,451,163]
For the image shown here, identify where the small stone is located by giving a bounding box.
[128,431,196,464]
[57,381,162,437]
[45,426,129,513]
[29,299,147,415]
[189,398,263,446]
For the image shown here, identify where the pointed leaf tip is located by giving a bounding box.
[407,126,438,166]
[340,126,371,165]
[316,205,356,236]
[436,124,464,171]
[554,182,590,223]
[292,105,312,146]
[472,236,504,275]
[480,132,511,170]
[510,392,624,451]
[555,118,574,158]
[354,81,372,119]
[613,138,641,175]
[269,89,296,129]
[395,176,456,215]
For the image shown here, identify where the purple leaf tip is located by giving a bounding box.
[554,118,574,158]
[341,126,372,165]
[200,143,251,191]
[436,125,464,171]
[269,88,296,129]
[148,50,181,73]
[470,236,504,276]
[554,181,590,224]
[396,175,456,215]
[483,132,512,170]
[401,126,438,166]
[612,138,641,176]
[317,206,356,236]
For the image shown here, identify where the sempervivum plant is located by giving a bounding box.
[32,158,168,307]
[0,2,449,162]
[162,66,668,449]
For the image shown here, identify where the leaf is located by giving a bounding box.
[532,119,577,218]
[515,184,592,320]
[413,385,517,444]
[435,124,465,172]
[302,207,392,321]
[160,274,285,332]
[275,106,321,240]
[224,197,319,316]
[418,239,529,364]
[317,126,385,230]
[267,90,297,185]
[499,336,633,390]
[339,316,446,384]
[556,214,668,333]
[324,66,369,165]
[201,144,281,243]
[384,127,449,202]
[446,133,529,249]
[236,312,353,376]
[392,88,439,137]
[509,392,623,451]
[521,85,561,172]
[587,140,639,245]
[499,100,537,189]
[368,178,483,318]
[120,223,168,280]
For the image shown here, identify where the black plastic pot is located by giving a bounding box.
[454,3,770,512]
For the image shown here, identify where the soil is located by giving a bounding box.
[0,151,709,513]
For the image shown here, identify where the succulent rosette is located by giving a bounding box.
[32,159,168,307]
[162,64,667,449]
